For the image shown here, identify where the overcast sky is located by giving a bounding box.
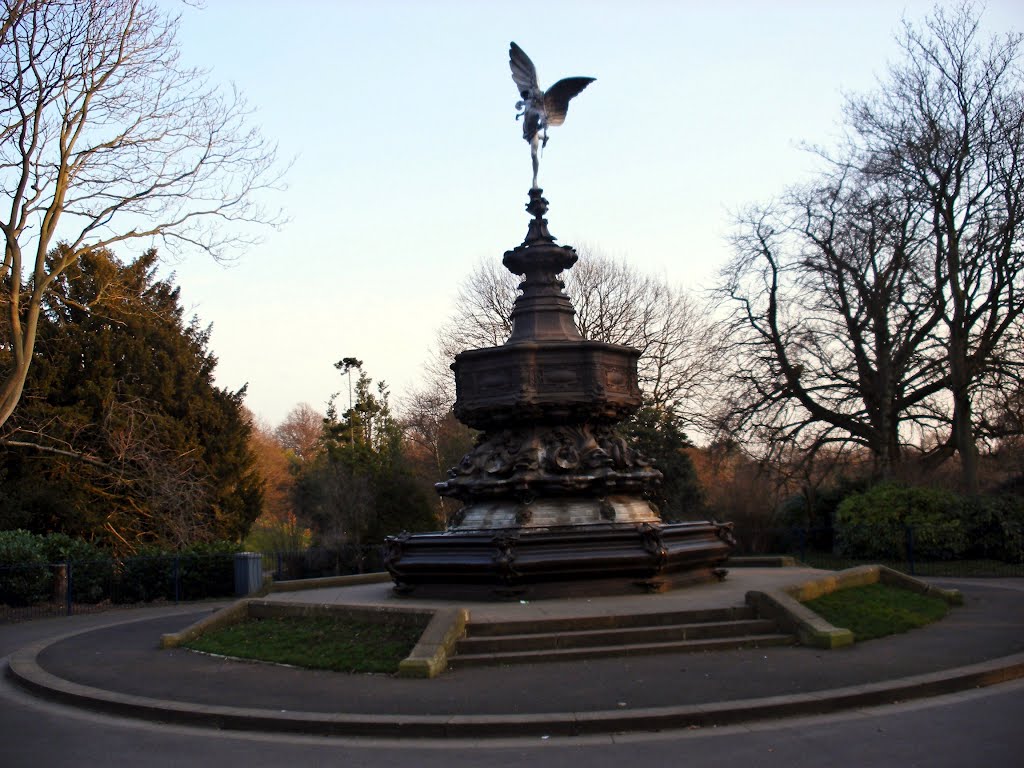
[159,0,1023,428]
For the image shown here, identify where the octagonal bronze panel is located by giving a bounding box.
[452,340,642,429]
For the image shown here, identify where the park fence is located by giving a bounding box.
[2,529,1021,622]
[0,545,385,623]
[0,551,238,622]
[730,523,1024,578]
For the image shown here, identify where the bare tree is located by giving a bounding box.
[0,0,281,428]
[569,251,720,416]
[400,379,469,477]
[433,247,719,423]
[247,416,305,545]
[716,2,1024,491]
[436,259,517,363]
[82,396,216,550]
[399,377,475,521]
[274,402,324,462]
[717,172,948,479]
[845,2,1024,492]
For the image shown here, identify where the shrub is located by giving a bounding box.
[998,498,1024,564]
[41,533,112,603]
[116,546,175,603]
[960,495,1024,563]
[111,541,241,603]
[813,477,874,527]
[179,541,239,599]
[0,529,51,606]
[835,483,967,560]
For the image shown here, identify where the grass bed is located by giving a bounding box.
[803,583,950,642]
[797,553,1024,577]
[184,615,425,674]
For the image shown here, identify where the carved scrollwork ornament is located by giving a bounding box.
[382,533,409,569]
[638,523,668,567]
[437,423,664,502]
[492,533,520,583]
[715,521,737,547]
[448,508,468,529]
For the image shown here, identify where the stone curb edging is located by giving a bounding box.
[398,608,469,679]
[160,600,252,649]
[7,618,1024,739]
[781,564,963,605]
[746,564,963,649]
[746,589,855,648]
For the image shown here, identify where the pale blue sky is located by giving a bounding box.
[160,1,1023,427]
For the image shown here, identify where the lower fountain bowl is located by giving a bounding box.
[383,520,735,599]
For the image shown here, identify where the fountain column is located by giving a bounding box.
[384,189,734,597]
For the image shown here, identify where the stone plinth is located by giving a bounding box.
[384,521,734,598]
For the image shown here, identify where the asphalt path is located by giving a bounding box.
[2,582,1023,766]
[2,664,1022,767]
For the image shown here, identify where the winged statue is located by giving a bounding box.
[509,42,595,189]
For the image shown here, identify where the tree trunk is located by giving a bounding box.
[0,354,31,430]
[872,429,902,483]
[948,330,979,494]
[951,388,979,494]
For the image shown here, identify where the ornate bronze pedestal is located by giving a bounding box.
[384,190,733,597]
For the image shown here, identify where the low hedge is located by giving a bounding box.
[0,530,242,607]
[179,542,238,600]
[116,543,240,603]
[0,529,52,606]
[957,495,1024,563]
[41,533,112,603]
[835,484,1024,563]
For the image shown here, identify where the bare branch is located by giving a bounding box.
[0,0,283,429]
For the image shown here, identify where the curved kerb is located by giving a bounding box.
[6,621,1024,739]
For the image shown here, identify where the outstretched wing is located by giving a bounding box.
[509,42,539,98]
[543,77,595,126]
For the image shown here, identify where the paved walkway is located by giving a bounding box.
[4,569,1024,736]
[267,566,822,621]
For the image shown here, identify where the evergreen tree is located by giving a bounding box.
[295,368,437,553]
[0,247,261,550]
[620,405,704,521]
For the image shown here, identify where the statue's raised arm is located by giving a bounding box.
[509,42,595,190]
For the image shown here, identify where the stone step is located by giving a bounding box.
[465,606,757,638]
[457,619,782,654]
[449,633,797,668]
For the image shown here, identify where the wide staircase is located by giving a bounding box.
[449,605,796,668]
